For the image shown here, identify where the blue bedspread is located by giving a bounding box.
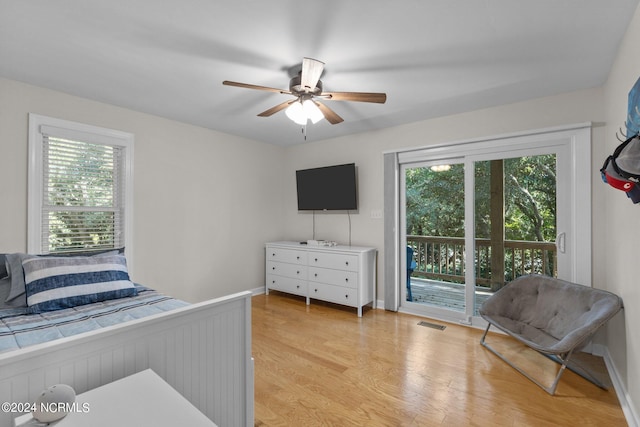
[0,286,189,354]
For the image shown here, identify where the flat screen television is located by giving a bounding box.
[296,163,358,211]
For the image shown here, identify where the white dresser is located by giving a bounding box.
[265,241,377,317]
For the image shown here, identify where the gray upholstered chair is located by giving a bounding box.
[479,274,623,394]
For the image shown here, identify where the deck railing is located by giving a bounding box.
[407,235,557,288]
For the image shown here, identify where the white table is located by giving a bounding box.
[14,369,217,427]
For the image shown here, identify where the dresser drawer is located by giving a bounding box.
[309,283,357,307]
[308,267,357,289]
[267,261,307,280]
[308,252,358,272]
[266,247,307,265]
[266,274,307,297]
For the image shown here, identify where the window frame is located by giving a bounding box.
[27,114,134,269]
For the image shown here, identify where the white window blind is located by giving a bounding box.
[28,114,134,256]
[41,135,125,253]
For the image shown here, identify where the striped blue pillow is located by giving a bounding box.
[22,255,138,313]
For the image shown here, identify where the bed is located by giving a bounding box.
[0,252,254,426]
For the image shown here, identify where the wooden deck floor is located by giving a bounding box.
[408,277,492,314]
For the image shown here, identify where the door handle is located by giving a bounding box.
[555,232,566,254]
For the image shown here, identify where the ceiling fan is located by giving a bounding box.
[222,57,386,125]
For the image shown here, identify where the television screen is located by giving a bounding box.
[296,163,357,211]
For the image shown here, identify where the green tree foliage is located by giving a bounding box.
[406,164,465,238]
[407,155,557,284]
[503,155,556,242]
[406,155,556,243]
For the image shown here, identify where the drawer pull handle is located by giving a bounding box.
[345,261,349,266]
[314,288,318,292]
[297,271,300,274]
[314,273,318,277]
[345,294,349,299]
[297,256,300,260]
[272,253,275,256]
[272,280,275,284]
[272,267,275,270]
[345,278,349,282]
[314,258,318,262]
[296,285,300,289]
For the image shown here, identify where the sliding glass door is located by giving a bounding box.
[470,151,566,316]
[398,127,584,324]
[403,160,468,316]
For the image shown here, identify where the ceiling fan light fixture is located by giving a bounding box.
[303,99,324,124]
[430,164,452,172]
[285,97,325,125]
[285,100,307,125]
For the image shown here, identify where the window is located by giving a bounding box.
[28,114,134,256]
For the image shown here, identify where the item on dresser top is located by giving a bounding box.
[306,240,337,247]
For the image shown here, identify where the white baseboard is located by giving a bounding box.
[594,344,639,427]
[256,289,385,309]
[250,286,266,296]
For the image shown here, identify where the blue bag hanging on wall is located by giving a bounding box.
[601,77,640,203]
[627,76,640,136]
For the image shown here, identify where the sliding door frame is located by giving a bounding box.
[384,123,592,325]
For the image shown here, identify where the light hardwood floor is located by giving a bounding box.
[252,292,626,426]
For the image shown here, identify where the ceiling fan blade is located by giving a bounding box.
[315,101,344,125]
[301,57,325,92]
[222,80,290,94]
[257,99,296,117]
[323,91,387,104]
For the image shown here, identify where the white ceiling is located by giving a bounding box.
[1,0,638,146]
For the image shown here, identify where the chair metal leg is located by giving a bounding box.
[542,353,610,390]
[480,324,572,395]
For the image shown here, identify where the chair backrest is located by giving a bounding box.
[480,274,623,347]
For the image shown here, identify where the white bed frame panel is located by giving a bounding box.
[0,291,254,427]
